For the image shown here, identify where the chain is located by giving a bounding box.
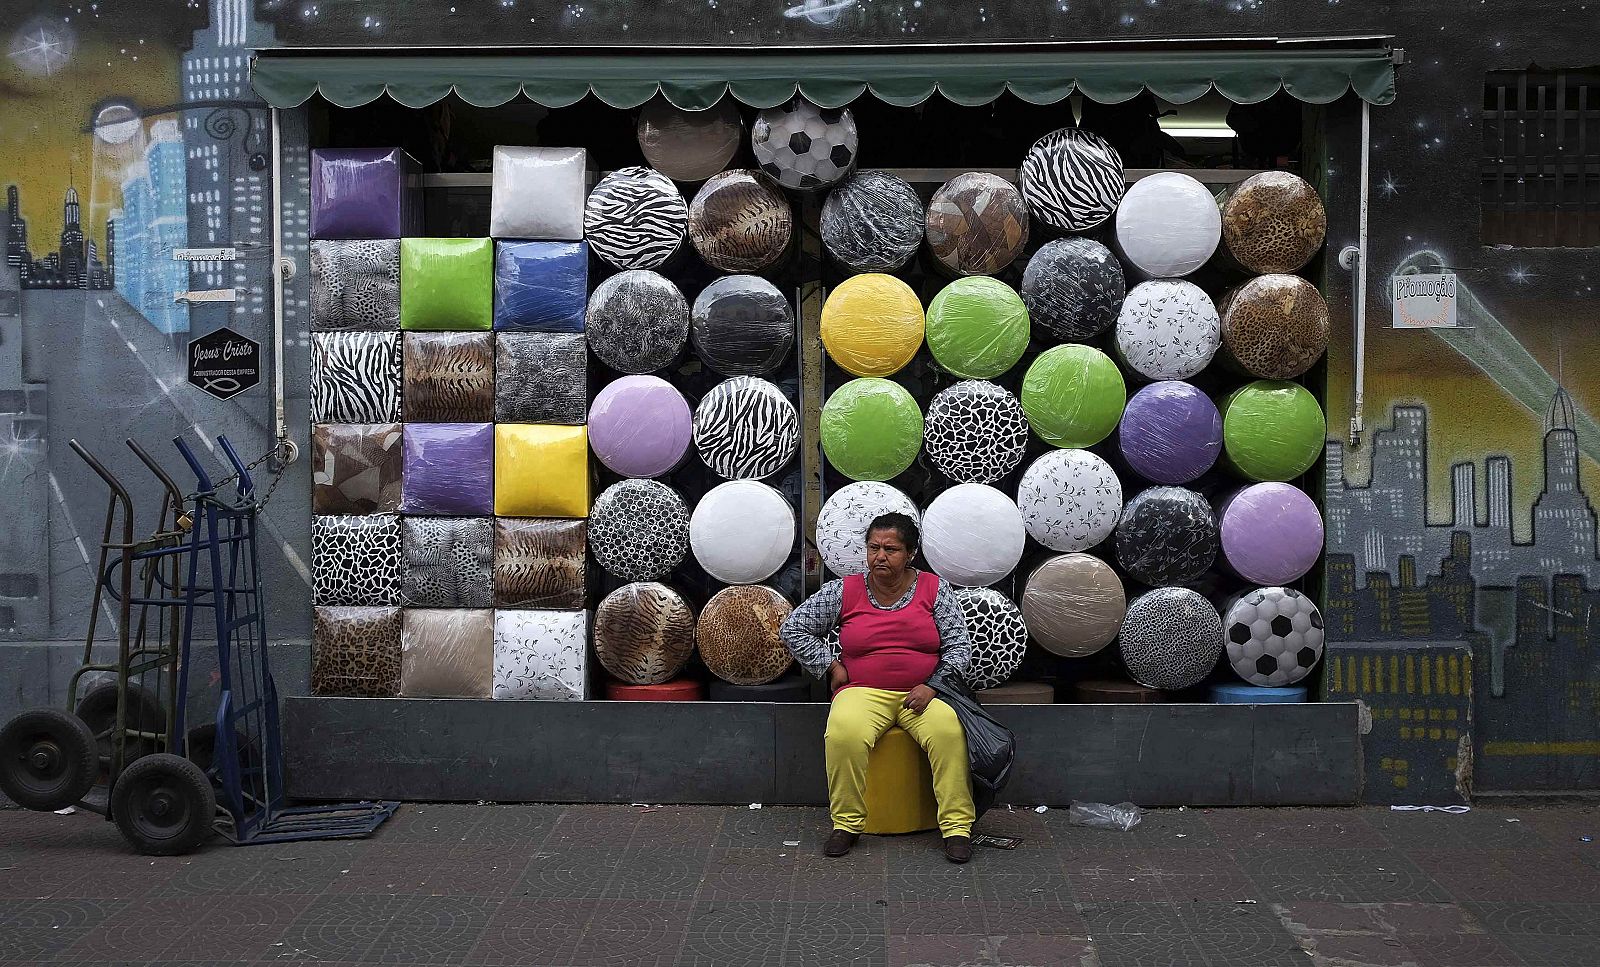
[208,438,293,511]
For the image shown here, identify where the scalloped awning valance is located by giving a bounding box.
[250,43,1397,111]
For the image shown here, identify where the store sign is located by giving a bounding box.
[1392,273,1458,329]
[172,247,238,261]
[188,327,260,401]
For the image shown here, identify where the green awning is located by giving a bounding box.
[251,45,1396,111]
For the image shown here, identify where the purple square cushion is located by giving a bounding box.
[402,422,494,515]
[311,147,423,240]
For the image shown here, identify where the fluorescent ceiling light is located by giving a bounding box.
[1158,124,1239,138]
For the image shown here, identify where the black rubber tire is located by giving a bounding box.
[0,708,99,811]
[185,723,261,790]
[110,753,216,856]
[76,682,167,780]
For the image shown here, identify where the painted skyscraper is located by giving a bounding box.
[115,120,190,335]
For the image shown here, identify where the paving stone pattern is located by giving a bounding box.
[0,803,1597,966]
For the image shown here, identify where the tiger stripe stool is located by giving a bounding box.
[863,726,940,835]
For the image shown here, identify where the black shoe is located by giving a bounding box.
[824,829,859,857]
[944,835,972,864]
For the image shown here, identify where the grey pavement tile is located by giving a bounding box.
[975,874,1076,904]
[1090,932,1209,967]
[291,895,416,926]
[0,898,129,930]
[1269,900,1384,934]
[1155,872,1265,904]
[1065,873,1162,903]
[1362,901,1487,934]
[628,807,728,849]
[1077,902,1194,935]
[1171,900,1285,935]
[705,847,800,879]
[1364,810,1557,850]
[1236,847,1426,877]
[461,804,563,848]
[797,843,888,876]
[568,900,692,967]
[511,847,622,900]
[885,900,988,936]
[0,926,88,961]
[1203,808,1389,850]
[784,901,887,967]
[468,903,589,966]
[788,873,889,903]
[360,925,487,965]
[58,915,203,963]
[884,872,981,903]
[160,858,267,896]
[676,901,789,967]
[1248,871,1452,903]
[694,870,796,903]
[602,848,710,901]
[1464,900,1600,936]
[1185,928,1307,967]
[545,806,644,848]
[1395,932,1524,966]
[254,922,386,962]
[974,899,1084,935]
[158,924,292,961]
[1297,933,1417,966]
[375,805,490,846]
[886,933,1099,967]
[393,895,505,931]
[1496,932,1600,966]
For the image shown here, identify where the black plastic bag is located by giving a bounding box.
[927,668,1016,817]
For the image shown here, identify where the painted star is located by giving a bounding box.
[7,26,71,76]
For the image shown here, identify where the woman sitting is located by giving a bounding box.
[779,512,976,863]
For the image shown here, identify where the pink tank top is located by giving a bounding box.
[837,572,942,693]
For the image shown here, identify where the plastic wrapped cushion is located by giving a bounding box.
[820,274,925,377]
[589,479,691,581]
[311,423,402,515]
[1220,380,1326,482]
[1217,482,1324,585]
[1113,172,1221,278]
[689,480,795,584]
[636,97,743,183]
[752,99,859,192]
[1120,587,1225,690]
[492,609,589,700]
[697,585,795,685]
[1017,129,1124,232]
[310,147,422,240]
[586,270,688,374]
[693,376,798,480]
[1115,280,1221,381]
[1119,381,1223,485]
[687,169,793,273]
[403,332,494,423]
[1022,554,1125,658]
[1115,486,1219,586]
[1020,238,1126,342]
[820,170,924,273]
[311,332,401,424]
[1223,586,1325,687]
[1020,345,1126,448]
[924,380,1028,485]
[493,241,588,333]
[496,332,588,424]
[925,172,1029,276]
[925,277,1030,380]
[815,481,920,576]
[399,238,493,331]
[954,587,1028,690]
[691,276,794,377]
[489,145,586,240]
[1219,274,1329,380]
[583,166,687,270]
[494,424,590,518]
[401,516,493,608]
[402,422,494,516]
[494,518,587,609]
[400,609,494,698]
[821,378,923,481]
[1219,170,1327,274]
[593,582,697,685]
[588,376,692,478]
[310,239,400,331]
[921,483,1026,588]
[312,514,401,606]
[312,606,402,697]
[1016,449,1121,552]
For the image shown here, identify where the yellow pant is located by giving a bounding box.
[824,686,975,838]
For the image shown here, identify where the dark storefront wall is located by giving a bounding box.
[3,1,1597,803]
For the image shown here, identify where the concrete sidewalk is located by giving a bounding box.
[1,802,1597,966]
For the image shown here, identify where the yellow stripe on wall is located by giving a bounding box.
[1483,741,1600,757]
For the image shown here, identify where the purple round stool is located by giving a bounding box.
[1118,381,1222,485]
[1217,482,1324,584]
[589,375,692,478]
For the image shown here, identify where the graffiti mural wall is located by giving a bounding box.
[1,0,1595,796]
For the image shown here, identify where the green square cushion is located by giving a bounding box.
[401,237,493,331]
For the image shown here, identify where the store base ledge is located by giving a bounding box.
[283,698,1361,807]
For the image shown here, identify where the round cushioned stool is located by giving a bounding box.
[1072,679,1166,704]
[708,674,812,702]
[978,680,1055,704]
[1209,683,1308,704]
[605,678,704,701]
[863,726,940,835]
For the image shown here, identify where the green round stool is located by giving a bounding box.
[1021,345,1126,448]
[925,277,1031,379]
[1220,380,1326,481]
[822,378,924,481]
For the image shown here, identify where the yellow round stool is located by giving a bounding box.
[862,726,940,835]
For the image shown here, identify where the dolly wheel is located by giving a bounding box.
[76,682,166,780]
[110,753,216,856]
[0,708,99,811]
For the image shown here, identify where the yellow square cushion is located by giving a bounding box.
[494,424,591,518]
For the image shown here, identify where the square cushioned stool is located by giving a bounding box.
[863,726,940,835]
